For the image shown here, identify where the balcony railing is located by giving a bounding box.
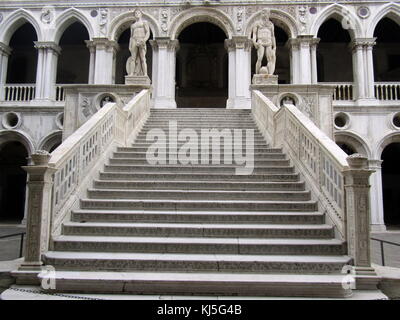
[55,85,66,102]
[3,84,36,102]
[324,82,354,101]
[374,82,400,101]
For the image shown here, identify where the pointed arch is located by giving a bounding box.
[0,9,42,44]
[169,7,235,40]
[310,4,363,39]
[367,3,400,37]
[109,10,160,41]
[245,9,298,39]
[54,8,94,44]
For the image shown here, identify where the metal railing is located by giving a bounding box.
[0,232,25,258]
[371,237,400,267]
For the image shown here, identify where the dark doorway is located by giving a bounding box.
[381,142,400,227]
[56,22,90,84]
[0,141,28,223]
[251,25,290,84]
[176,23,228,108]
[317,18,353,82]
[115,29,153,84]
[6,23,38,84]
[373,18,400,82]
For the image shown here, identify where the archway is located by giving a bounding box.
[336,142,356,156]
[381,142,400,227]
[0,141,28,223]
[56,22,90,84]
[317,18,353,82]
[6,22,37,85]
[176,22,228,108]
[115,28,153,84]
[373,17,400,82]
[250,25,290,84]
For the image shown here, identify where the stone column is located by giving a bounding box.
[18,151,56,271]
[368,160,386,232]
[34,42,61,101]
[344,154,377,287]
[150,38,179,109]
[0,42,11,100]
[86,38,119,85]
[310,38,320,84]
[225,36,252,109]
[297,36,314,84]
[365,38,377,100]
[287,39,300,84]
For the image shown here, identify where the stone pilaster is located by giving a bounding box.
[0,42,12,100]
[225,36,252,109]
[350,38,377,102]
[85,38,119,85]
[18,151,56,271]
[150,38,179,108]
[34,42,61,101]
[344,154,378,289]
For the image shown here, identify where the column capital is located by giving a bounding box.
[34,41,61,55]
[224,36,252,52]
[85,38,119,52]
[0,42,12,56]
[150,38,179,51]
[350,38,377,51]
[368,159,383,170]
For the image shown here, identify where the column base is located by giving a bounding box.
[153,97,177,109]
[370,224,387,232]
[125,75,151,86]
[226,97,251,109]
[252,74,279,85]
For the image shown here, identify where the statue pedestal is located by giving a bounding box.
[125,75,151,86]
[252,74,278,85]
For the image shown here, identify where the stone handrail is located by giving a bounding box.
[20,89,151,270]
[252,90,375,274]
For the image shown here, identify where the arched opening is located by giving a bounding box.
[6,22,38,84]
[0,141,28,223]
[373,17,400,81]
[336,142,356,155]
[381,142,400,227]
[176,22,228,108]
[251,25,290,84]
[56,22,90,84]
[115,28,153,84]
[317,18,353,82]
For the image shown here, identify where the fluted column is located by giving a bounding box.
[34,42,61,101]
[225,36,252,109]
[0,42,12,100]
[150,38,179,109]
[86,38,119,85]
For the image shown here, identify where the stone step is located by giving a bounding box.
[87,189,311,201]
[108,158,291,166]
[43,251,351,274]
[79,199,318,212]
[103,164,295,174]
[52,235,345,255]
[134,132,267,140]
[132,138,269,144]
[129,142,270,147]
[113,151,285,160]
[114,147,276,154]
[93,180,305,191]
[116,146,281,153]
[99,172,300,182]
[37,271,351,297]
[71,210,324,224]
[62,222,333,239]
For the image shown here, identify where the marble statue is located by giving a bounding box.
[252,9,276,75]
[127,9,150,77]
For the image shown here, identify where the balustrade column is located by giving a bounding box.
[344,154,377,286]
[86,38,119,85]
[0,43,11,100]
[34,42,61,101]
[225,36,252,109]
[150,38,179,109]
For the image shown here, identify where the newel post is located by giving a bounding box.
[19,151,56,271]
[344,154,378,288]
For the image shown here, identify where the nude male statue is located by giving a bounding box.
[252,9,276,75]
[127,9,150,76]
